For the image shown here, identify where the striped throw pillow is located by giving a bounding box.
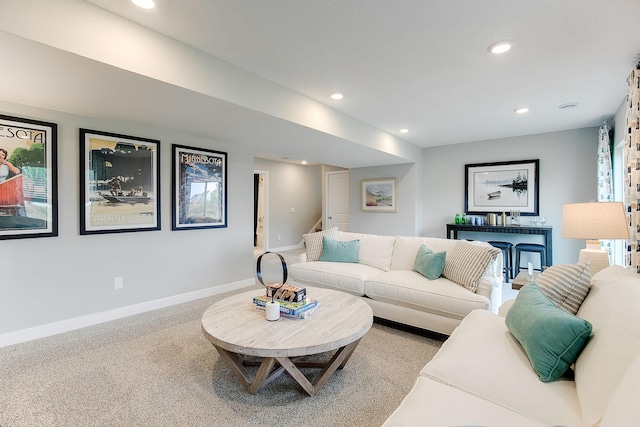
[443,241,500,292]
[536,263,591,315]
[303,227,339,261]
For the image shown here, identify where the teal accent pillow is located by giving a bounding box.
[320,237,359,263]
[412,245,446,280]
[505,283,593,382]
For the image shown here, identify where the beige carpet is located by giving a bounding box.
[0,284,444,427]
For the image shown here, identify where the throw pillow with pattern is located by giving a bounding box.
[303,227,339,261]
[536,263,591,315]
[442,241,500,292]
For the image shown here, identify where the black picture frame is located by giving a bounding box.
[172,144,227,231]
[79,128,161,235]
[0,114,58,239]
[465,159,539,216]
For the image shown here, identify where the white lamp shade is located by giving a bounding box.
[562,202,629,240]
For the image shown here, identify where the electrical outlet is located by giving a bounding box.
[114,276,123,290]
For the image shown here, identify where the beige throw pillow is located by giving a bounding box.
[536,263,591,315]
[442,241,500,292]
[303,227,339,261]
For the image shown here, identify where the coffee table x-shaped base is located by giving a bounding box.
[213,339,361,396]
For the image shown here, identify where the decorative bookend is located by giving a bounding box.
[256,251,288,321]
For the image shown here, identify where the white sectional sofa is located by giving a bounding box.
[288,229,503,335]
[383,265,640,426]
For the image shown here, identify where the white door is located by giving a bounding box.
[327,171,349,231]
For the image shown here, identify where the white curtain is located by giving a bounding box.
[597,123,613,202]
[597,123,614,261]
[624,68,640,273]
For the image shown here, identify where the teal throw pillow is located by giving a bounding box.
[320,237,359,263]
[413,245,446,280]
[505,283,592,382]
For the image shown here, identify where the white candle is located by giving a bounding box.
[265,300,280,321]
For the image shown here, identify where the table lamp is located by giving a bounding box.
[561,202,629,275]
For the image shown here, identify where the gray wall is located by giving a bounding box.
[348,163,418,236]
[1,100,256,338]
[422,127,600,265]
[253,158,322,249]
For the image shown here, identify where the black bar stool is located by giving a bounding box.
[488,241,513,283]
[514,243,546,277]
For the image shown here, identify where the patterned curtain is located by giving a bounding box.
[624,67,640,273]
[598,123,614,261]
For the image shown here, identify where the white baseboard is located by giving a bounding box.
[265,242,304,253]
[0,278,255,348]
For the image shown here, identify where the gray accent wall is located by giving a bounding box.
[422,127,599,265]
[253,158,322,249]
[1,100,256,338]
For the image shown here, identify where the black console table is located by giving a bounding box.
[446,223,553,266]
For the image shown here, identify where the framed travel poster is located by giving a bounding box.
[465,159,539,215]
[361,178,397,212]
[79,129,160,235]
[0,114,58,240]
[172,144,227,230]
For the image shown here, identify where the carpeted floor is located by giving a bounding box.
[0,283,444,427]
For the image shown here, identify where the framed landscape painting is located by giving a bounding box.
[79,129,160,235]
[465,159,539,215]
[172,144,227,230]
[0,114,58,240]
[361,178,397,212]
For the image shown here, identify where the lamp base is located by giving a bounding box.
[578,248,610,276]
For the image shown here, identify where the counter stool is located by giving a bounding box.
[488,241,513,283]
[514,243,546,277]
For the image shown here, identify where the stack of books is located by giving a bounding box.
[253,293,320,319]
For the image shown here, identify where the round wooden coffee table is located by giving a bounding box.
[201,286,373,396]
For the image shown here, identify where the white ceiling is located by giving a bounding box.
[2,0,640,167]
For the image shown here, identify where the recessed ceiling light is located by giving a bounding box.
[514,107,529,114]
[399,128,409,134]
[330,92,344,100]
[488,41,512,54]
[559,102,579,110]
[132,0,155,9]
[301,160,308,165]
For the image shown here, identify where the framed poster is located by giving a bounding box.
[361,178,397,212]
[465,159,539,215]
[79,129,160,235]
[0,114,58,239]
[172,144,227,230]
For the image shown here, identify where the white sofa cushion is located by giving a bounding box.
[574,265,640,427]
[421,310,582,426]
[364,270,489,320]
[302,227,339,261]
[390,236,459,271]
[287,261,381,296]
[336,231,395,271]
[442,241,500,292]
[599,352,640,427]
[382,376,548,427]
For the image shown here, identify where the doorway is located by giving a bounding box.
[326,171,350,231]
[254,171,269,255]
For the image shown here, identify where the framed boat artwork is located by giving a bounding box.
[79,129,160,235]
[171,144,227,231]
[464,159,539,216]
[0,114,58,240]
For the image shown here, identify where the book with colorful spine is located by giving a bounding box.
[253,294,319,316]
[254,304,319,319]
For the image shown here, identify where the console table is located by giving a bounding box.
[446,223,553,266]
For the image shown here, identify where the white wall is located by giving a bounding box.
[253,158,322,249]
[1,101,256,342]
[422,127,599,265]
